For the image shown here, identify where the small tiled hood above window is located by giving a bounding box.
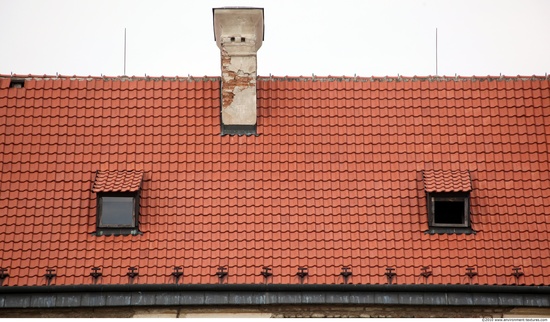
[423,170,472,192]
[213,7,264,134]
[92,170,144,193]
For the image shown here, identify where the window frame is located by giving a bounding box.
[427,191,471,229]
[96,191,140,235]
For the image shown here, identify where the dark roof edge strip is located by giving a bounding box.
[2,284,549,294]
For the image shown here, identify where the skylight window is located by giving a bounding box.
[98,195,136,227]
[9,78,25,89]
[429,193,470,228]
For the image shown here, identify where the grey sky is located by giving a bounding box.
[1,0,549,77]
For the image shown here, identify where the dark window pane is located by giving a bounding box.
[434,200,464,224]
[100,196,134,227]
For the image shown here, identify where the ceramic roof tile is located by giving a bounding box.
[91,170,144,193]
[1,75,550,287]
[423,169,473,192]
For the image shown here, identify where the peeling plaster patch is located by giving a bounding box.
[222,86,257,125]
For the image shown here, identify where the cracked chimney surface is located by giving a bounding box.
[213,7,264,131]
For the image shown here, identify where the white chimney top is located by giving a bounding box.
[213,7,264,134]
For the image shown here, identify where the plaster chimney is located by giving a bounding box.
[213,7,264,134]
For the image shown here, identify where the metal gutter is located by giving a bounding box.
[1,284,549,308]
[1,283,549,294]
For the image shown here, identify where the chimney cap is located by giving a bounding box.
[213,7,264,50]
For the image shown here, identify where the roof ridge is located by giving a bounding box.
[258,75,550,82]
[0,74,220,82]
[3,74,549,82]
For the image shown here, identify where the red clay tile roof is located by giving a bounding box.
[1,74,550,287]
[92,170,144,193]
[423,170,472,192]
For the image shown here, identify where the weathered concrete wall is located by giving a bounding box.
[1,305,550,318]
